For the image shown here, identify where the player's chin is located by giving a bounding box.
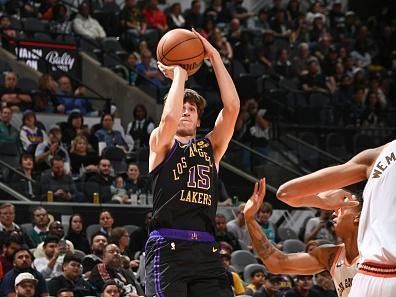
[176,125,195,136]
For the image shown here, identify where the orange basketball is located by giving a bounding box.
[156,29,205,76]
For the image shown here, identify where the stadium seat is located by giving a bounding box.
[73,249,86,259]
[86,224,101,243]
[282,239,305,253]
[243,263,267,283]
[230,250,257,273]
[277,226,298,241]
[22,18,48,33]
[123,224,139,235]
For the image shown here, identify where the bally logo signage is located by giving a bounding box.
[46,51,75,71]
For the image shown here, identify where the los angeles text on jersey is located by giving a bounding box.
[173,141,213,206]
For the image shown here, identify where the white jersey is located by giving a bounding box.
[361,140,396,264]
[330,245,359,297]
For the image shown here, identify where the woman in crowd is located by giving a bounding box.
[19,110,48,154]
[99,210,114,237]
[69,135,99,176]
[65,213,90,254]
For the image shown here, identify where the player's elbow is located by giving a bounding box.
[276,184,291,202]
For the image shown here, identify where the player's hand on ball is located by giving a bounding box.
[244,178,266,220]
[317,189,360,210]
[157,62,187,80]
[192,28,218,60]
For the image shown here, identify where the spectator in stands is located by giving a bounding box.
[245,267,266,295]
[127,53,138,85]
[82,233,108,277]
[65,214,90,255]
[274,48,295,79]
[73,2,106,40]
[0,233,23,280]
[128,209,151,257]
[199,16,216,40]
[312,271,337,297]
[108,227,139,269]
[215,214,241,251]
[39,156,79,202]
[301,59,330,94]
[343,86,367,127]
[219,249,245,295]
[0,105,19,145]
[69,135,99,177]
[251,7,270,32]
[304,209,337,244]
[0,72,32,111]
[362,91,385,127]
[286,0,300,26]
[19,110,48,155]
[38,0,56,21]
[14,272,38,297]
[0,15,17,39]
[284,275,320,297]
[7,153,39,200]
[98,210,114,237]
[167,2,185,29]
[257,202,276,243]
[95,114,128,153]
[293,42,320,76]
[226,202,250,248]
[366,75,387,107]
[126,104,154,150]
[88,243,144,296]
[35,124,70,172]
[32,74,58,113]
[252,273,285,297]
[218,179,233,206]
[0,248,49,297]
[62,111,95,150]
[271,9,292,38]
[308,13,326,42]
[235,98,271,172]
[56,76,91,115]
[29,207,50,247]
[256,30,277,70]
[111,175,129,204]
[33,235,63,279]
[48,253,96,297]
[84,158,114,203]
[204,0,227,23]
[305,240,319,253]
[34,221,74,259]
[210,27,233,67]
[142,0,168,33]
[124,163,149,196]
[136,49,166,88]
[50,3,72,34]
[184,0,204,30]
[102,280,121,297]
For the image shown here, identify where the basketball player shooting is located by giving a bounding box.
[244,178,361,297]
[144,28,239,297]
[276,143,396,297]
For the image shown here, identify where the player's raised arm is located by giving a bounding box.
[244,179,335,275]
[192,29,240,166]
[149,63,188,171]
[277,146,384,209]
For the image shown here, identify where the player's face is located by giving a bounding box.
[177,101,199,136]
[332,205,359,235]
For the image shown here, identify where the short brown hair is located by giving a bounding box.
[163,88,207,119]
[260,202,273,214]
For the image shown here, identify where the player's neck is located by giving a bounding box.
[175,134,196,144]
[342,230,359,263]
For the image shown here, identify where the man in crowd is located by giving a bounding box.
[14,273,38,297]
[0,72,31,111]
[0,105,18,146]
[35,125,70,172]
[0,234,23,280]
[89,244,143,296]
[215,214,241,252]
[48,253,96,297]
[39,156,79,202]
[0,248,49,297]
[84,158,114,203]
[29,207,50,247]
[82,233,108,277]
[33,236,62,279]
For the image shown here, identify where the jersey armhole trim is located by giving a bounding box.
[149,140,178,175]
[203,136,218,174]
[330,245,343,277]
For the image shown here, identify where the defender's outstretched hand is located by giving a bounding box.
[244,178,266,220]
[317,189,360,210]
[157,62,187,81]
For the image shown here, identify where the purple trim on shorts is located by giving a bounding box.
[151,228,215,242]
[154,238,165,297]
[150,140,178,175]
